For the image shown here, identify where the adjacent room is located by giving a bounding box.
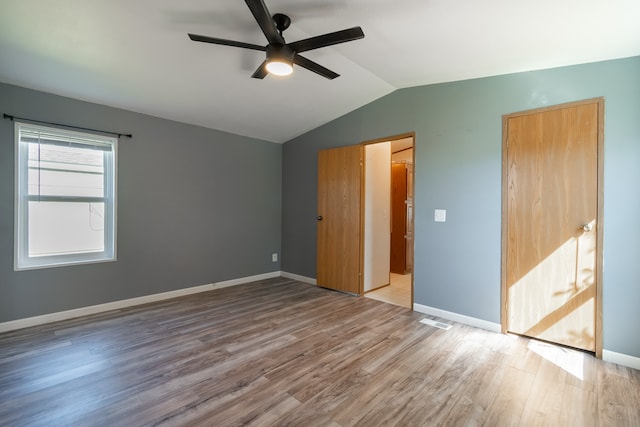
[1,1,639,425]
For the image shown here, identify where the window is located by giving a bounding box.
[14,122,117,270]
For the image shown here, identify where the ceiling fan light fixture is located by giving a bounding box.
[266,59,293,76]
[266,44,294,76]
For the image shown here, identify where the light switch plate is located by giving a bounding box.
[434,209,446,222]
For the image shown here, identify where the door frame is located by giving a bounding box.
[500,98,604,357]
[361,132,416,307]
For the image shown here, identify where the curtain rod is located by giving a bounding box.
[3,113,132,139]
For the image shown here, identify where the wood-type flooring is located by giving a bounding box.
[1,277,639,426]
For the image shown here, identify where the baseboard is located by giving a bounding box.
[0,271,281,333]
[364,283,391,293]
[413,303,502,333]
[603,349,640,370]
[280,271,317,285]
[213,271,281,289]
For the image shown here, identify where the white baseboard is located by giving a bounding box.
[281,271,317,285]
[0,271,281,333]
[603,349,640,370]
[413,303,502,333]
[213,271,281,289]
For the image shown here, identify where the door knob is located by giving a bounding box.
[580,223,593,232]
[317,215,323,221]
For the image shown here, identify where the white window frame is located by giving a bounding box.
[14,122,117,270]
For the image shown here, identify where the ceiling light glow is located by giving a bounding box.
[266,60,293,76]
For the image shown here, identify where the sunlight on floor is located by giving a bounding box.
[528,340,585,380]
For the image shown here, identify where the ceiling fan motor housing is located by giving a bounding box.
[267,44,294,63]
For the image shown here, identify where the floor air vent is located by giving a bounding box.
[419,318,452,330]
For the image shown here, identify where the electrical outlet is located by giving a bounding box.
[272,253,278,262]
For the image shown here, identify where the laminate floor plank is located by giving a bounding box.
[1,277,639,427]
[597,363,640,426]
[482,365,536,426]
[519,350,567,426]
[377,332,490,425]
[560,384,597,427]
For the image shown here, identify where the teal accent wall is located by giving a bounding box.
[281,56,640,357]
[0,83,282,322]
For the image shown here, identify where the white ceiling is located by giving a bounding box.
[1,0,638,143]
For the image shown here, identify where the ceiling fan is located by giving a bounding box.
[188,0,364,79]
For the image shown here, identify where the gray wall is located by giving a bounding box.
[281,56,640,358]
[0,83,282,322]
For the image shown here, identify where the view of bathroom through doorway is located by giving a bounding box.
[363,135,414,309]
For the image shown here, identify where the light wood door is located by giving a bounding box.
[503,99,602,352]
[317,145,362,294]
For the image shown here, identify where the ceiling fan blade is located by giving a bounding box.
[188,34,266,51]
[288,27,364,53]
[251,60,268,79]
[245,0,284,44]
[293,54,339,80]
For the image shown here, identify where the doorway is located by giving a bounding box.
[501,98,603,356]
[363,135,414,309]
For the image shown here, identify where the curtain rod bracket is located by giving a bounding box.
[3,113,132,139]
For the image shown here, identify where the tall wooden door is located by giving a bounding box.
[390,163,408,274]
[317,145,362,294]
[503,99,603,353]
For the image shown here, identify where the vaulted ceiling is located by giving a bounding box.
[1,0,638,143]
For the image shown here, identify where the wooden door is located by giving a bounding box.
[390,163,408,274]
[317,145,362,294]
[405,164,414,272]
[503,99,603,353]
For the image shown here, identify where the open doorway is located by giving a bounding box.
[363,135,414,309]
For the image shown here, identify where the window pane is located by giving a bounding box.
[27,143,104,197]
[16,122,117,270]
[28,201,105,257]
